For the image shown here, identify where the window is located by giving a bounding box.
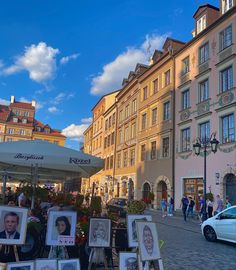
[199,79,209,102]
[220,66,233,92]
[108,116,112,128]
[104,136,107,148]
[132,99,137,113]
[54,141,59,145]
[111,132,115,145]
[125,105,130,118]
[15,110,20,116]
[220,207,236,219]
[199,122,210,141]
[152,108,157,125]
[222,114,235,143]
[165,70,171,86]
[182,89,190,110]
[106,157,110,170]
[125,127,129,141]
[143,87,148,100]
[110,155,113,169]
[153,79,158,94]
[141,144,146,161]
[197,15,206,34]
[130,149,135,166]
[222,0,234,14]
[131,123,136,139]
[123,151,128,167]
[119,130,123,144]
[151,141,157,160]
[181,128,191,152]
[117,153,121,168]
[7,138,13,142]
[164,101,170,120]
[22,118,27,124]
[142,113,147,130]
[162,137,169,157]
[107,134,110,147]
[19,129,26,136]
[112,113,115,125]
[13,117,18,123]
[7,128,14,134]
[119,110,123,122]
[105,119,108,130]
[182,57,190,75]
[24,111,30,117]
[199,43,209,65]
[220,25,232,51]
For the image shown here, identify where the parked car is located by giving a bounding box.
[106,198,128,217]
[201,205,236,243]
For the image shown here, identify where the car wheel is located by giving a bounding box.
[204,226,217,242]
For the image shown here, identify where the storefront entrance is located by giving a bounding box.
[184,178,203,211]
[142,182,151,199]
[224,173,236,205]
[157,181,167,206]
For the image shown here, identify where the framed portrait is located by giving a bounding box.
[6,261,34,270]
[46,211,77,246]
[127,214,152,247]
[58,259,80,270]
[136,221,161,262]
[35,259,57,270]
[0,206,28,245]
[0,263,6,270]
[88,218,111,247]
[119,252,138,270]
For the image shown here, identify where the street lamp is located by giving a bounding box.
[193,134,219,222]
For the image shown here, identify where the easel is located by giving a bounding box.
[88,247,108,270]
[48,245,69,260]
[0,244,19,262]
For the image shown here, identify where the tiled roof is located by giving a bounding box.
[0,105,10,122]
[34,119,66,138]
[9,101,35,110]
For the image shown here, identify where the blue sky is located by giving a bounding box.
[0,0,219,149]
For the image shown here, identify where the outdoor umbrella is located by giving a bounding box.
[0,140,104,206]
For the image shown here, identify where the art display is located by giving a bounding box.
[127,214,152,247]
[6,261,34,270]
[88,218,111,247]
[119,252,138,270]
[58,259,80,270]
[46,211,77,246]
[35,259,57,270]
[0,263,6,270]
[0,206,28,245]
[136,221,161,262]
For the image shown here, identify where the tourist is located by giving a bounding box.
[226,196,232,208]
[180,195,189,221]
[161,198,167,218]
[207,198,213,218]
[167,195,174,216]
[187,196,195,218]
[215,195,224,214]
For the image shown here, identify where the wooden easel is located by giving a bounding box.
[0,244,19,262]
[88,247,108,270]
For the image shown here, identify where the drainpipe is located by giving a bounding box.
[112,102,118,198]
[172,55,176,211]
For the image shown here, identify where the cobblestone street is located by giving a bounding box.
[146,210,236,270]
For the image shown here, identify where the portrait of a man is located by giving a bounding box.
[0,212,20,239]
[88,218,111,247]
[143,225,153,256]
[119,252,138,270]
[0,206,28,245]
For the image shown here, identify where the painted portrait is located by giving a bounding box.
[6,261,34,270]
[35,259,57,270]
[136,221,161,262]
[46,211,77,246]
[58,259,80,270]
[88,218,111,247]
[0,206,28,245]
[119,252,138,270]
[127,214,152,247]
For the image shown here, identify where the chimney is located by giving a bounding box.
[32,100,36,107]
[10,96,15,104]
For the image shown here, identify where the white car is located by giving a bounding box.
[201,206,236,243]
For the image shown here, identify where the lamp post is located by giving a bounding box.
[193,134,219,222]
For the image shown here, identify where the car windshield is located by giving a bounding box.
[220,208,236,219]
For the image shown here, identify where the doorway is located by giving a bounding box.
[224,173,236,205]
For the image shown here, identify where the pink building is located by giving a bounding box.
[175,1,236,210]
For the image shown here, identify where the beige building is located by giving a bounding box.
[136,39,185,208]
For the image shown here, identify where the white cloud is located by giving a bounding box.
[0,98,10,105]
[48,106,59,113]
[62,123,89,142]
[90,33,169,95]
[81,117,92,124]
[2,42,59,83]
[60,53,79,65]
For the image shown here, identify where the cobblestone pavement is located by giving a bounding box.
[145,209,236,270]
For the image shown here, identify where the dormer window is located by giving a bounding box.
[22,118,27,124]
[13,117,18,123]
[44,128,50,133]
[15,110,20,116]
[197,15,206,34]
[222,0,233,14]
[36,126,41,132]
[24,111,30,117]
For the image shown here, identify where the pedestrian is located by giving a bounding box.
[198,196,205,224]
[187,196,195,218]
[161,198,167,218]
[180,195,189,221]
[215,194,224,214]
[167,195,174,216]
[207,198,213,218]
[226,196,232,208]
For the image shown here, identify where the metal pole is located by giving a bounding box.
[2,172,8,205]
[202,144,207,222]
[31,164,38,209]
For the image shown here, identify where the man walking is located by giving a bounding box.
[187,196,195,218]
[180,195,189,221]
[167,195,174,216]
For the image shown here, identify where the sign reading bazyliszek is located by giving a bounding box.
[14,153,44,160]
[69,157,91,165]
